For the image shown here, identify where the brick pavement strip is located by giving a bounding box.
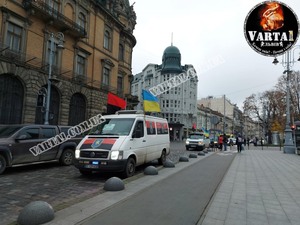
[0,164,106,225]
[0,142,188,225]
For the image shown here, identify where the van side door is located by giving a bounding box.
[145,120,159,161]
[131,120,147,165]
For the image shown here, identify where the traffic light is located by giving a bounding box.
[291,125,296,130]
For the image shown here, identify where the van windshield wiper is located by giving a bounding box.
[98,133,118,135]
[89,132,114,135]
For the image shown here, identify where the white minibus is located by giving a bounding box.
[74,110,170,177]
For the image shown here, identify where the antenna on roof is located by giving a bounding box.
[171,32,173,46]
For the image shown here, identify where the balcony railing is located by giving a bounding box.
[22,0,86,38]
[0,44,128,96]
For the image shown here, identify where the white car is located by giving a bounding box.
[186,132,210,150]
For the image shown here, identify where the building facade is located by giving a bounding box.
[198,96,244,135]
[131,45,198,140]
[0,0,137,125]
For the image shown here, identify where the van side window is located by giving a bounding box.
[156,122,162,134]
[162,123,169,134]
[146,120,156,135]
[133,121,144,138]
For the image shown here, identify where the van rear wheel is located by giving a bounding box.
[123,157,136,178]
[158,150,167,165]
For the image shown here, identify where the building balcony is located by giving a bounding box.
[22,0,86,38]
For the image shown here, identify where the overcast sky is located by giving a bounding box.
[128,0,300,109]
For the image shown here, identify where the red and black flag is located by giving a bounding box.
[80,138,117,150]
[107,92,126,114]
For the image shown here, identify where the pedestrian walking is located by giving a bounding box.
[247,137,250,149]
[223,134,228,151]
[236,135,243,153]
[218,135,223,151]
[229,138,234,150]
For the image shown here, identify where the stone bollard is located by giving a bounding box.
[144,166,158,175]
[163,159,175,168]
[198,151,205,156]
[104,177,125,191]
[189,153,198,158]
[17,201,54,225]
[179,156,189,162]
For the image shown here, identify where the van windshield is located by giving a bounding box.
[89,118,135,136]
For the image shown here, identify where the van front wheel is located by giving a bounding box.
[158,150,167,165]
[123,157,136,178]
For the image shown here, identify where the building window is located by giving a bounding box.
[117,74,123,96]
[104,29,112,50]
[46,0,59,10]
[78,12,86,30]
[6,22,22,52]
[119,44,124,61]
[76,54,86,76]
[102,67,110,87]
[47,39,59,68]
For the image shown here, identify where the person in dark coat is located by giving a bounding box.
[236,135,243,153]
[223,134,228,151]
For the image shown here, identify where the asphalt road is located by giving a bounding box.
[80,152,236,225]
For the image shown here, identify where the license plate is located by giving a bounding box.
[92,161,99,165]
[84,164,99,169]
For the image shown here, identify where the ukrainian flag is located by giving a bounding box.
[142,89,161,112]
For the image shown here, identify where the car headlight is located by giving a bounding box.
[111,151,123,160]
[75,149,80,159]
[186,140,189,144]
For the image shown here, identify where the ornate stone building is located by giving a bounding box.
[131,45,198,140]
[0,0,137,125]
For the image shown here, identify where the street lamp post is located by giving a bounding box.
[273,47,300,153]
[44,32,64,125]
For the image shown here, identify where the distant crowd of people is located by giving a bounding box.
[215,134,262,152]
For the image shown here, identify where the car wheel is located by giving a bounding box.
[0,155,6,174]
[123,157,136,178]
[60,149,74,166]
[158,150,167,165]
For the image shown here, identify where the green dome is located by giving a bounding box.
[161,45,182,74]
[163,46,180,54]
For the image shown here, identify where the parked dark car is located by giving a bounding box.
[0,124,84,174]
